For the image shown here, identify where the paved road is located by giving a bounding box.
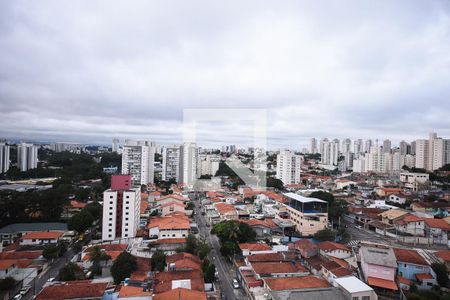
[193,198,248,300]
[22,248,75,300]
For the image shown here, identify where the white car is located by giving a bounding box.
[232,278,239,289]
[19,285,31,295]
[47,277,56,282]
[13,294,23,300]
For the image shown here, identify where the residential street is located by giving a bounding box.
[193,197,248,300]
[22,248,75,300]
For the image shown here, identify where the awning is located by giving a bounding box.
[368,277,398,291]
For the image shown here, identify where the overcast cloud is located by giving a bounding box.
[1,0,450,149]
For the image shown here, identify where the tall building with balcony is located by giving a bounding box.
[276,150,302,185]
[112,138,120,153]
[180,142,198,186]
[121,140,155,186]
[283,192,328,236]
[415,133,446,171]
[102,175,141,241]
[310,138,317,154]
[162,144,182,182]
[17,143,38,171]
[0,142,10,174]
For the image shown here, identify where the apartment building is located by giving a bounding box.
[0,142,10,174]
[17,143,38,171]
[283,192,328,236]
[121,140,155,186]
[102,175,141,241]
[276,150,302,185]
[162,144,182,182]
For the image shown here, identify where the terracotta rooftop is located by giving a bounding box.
[317,241,350,252]
[264,276,329,291]
[69,200,87,209]
[157,194,185,202]
[153,287,206,300]
[167,252,201,265]
[147,214,190,230]
[0,250,42,260]
[290,239,317,251]
[393,248,428,266]
[435,250,450,262]
[424,218,450,231]
[242,218,278,229]
[35,281,108,300]
[20,231,64,240]
[85,244,128,252]
[247,252,285,263]
[0,259,16,270]
[397,276,412,286]
[329,267,353,277]
[251,262,306,275]
[118,285,152,298]
[415,273,434,280]
[153,270,204,294]
[214,202,237,214]
[239,243,271,252]
[367,277,398,291]
[395,214,424,225]
[149,238,186,245]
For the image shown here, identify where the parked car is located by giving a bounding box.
[47,277,56,282]
[232,278,239,289]
[13,294,22,300]
[19,285,31,295]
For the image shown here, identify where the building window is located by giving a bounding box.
[362,297,369,300]
[125,218,129,221]
[124,234,128,237]
[125,223,128,226]
[109,229,112,232]
[110,196,113,199]
[126,201,129,204]
[110,201,113,204]
[126,195,130,199]
[126,212,129,215]
[109,218,112,221]
[352,297,359,300]
[109,212,113,215]
[108,234,112,238]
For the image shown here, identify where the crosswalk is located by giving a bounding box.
[347,240,370,247]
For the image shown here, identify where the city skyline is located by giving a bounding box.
[1,1,450,148]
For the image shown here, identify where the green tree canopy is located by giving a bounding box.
[0,277,16,291]
[68,210,94,233]
[59,262,84,281]
[150,250,166,272]
[111,252,138,284]
[313,228,336,241]
[431,263,449,287]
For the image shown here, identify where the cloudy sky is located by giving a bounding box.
[1,1,450,149]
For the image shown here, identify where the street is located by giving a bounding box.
[22,248,75,300]
[192,197,248,300]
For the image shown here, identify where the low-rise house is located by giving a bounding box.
[241,218,278,239]
[333,276,378,300]
[35,280,109,300]
[375,187,403,198]
[251,262,308,279]
[147,213,190,239]
[411,201,450,218]
[239,243,273,256]
[289,239,318,258]
[152,270,204,294]
[0,259,17,278]
[388,194,406,205]
[379,209,408,225]
[0,222,67,246]
[117,285,152,299]
[393,248,435,289]
[159,201,186,216]
[317,241,352,259]
[155,194,186,206]
[214,202,238,221]
[166,252,202,272]
[393,214,425,236]
[153,288,206,300]
[424,218,450,245]
[19,231,64,246]
[360,245,398,292]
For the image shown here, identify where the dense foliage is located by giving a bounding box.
[150,250,167,272]
[0,277,16,291]
[59,262,85,281]
[111,252,137,284]
[431,263,449,287]
[211,220,256,257]
[313,228,336,241]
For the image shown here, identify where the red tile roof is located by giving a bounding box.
[118,285,152,297]
[69,200,87,209]
[415,273,434,280]
[264,276,329,291]
[367,277,398,291]
[247,252,285,263]
[424,218,450,231]
[397,276,412,286]
[435,250,450,262]
[251,262,306,275]
[291,239,318,251]
[393,248,428,266]
[0,250,42,260]
[21,231,63,240]
[242,218,278,229]
[239,243,272,252]
[153,270,204,294]
[149,238,187,245]
[35,281,108,300]
[0,259,16,270]
[147,214,190,230]
[157,194,185,202]
[153,287,206,300]
[329,267,353,277]
[214,202,237,214]
[317,241,350,252]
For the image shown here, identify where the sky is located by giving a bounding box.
[1,1,450,150]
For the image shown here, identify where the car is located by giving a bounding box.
[13,294,22,300]
[232,278,239,289]
[47,277,56,282]
[19,285,31,295]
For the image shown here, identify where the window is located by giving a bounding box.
[126,195,130,199]
[110,201,113,204]
[125,218,129,221]
[110,196,113,199]
[108,234,112,238]
[124,234,128,237]
[109,223,112,227]
[109,229,112,232]
[109,218,112,221]
[126,212,129,215]
[125,223,128,226]
[352,297,359,300]
[126,201,129,204]
[362,297,369,300]
[109,212,113,215]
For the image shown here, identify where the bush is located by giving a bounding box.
[111,252,137,284]
[0,277,16,291]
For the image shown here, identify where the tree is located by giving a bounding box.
[266,177,284,190]
[151,250,166,272]
[59,262,84,281]
[84,202,102,220]
[0,277,16,291]
[314,228,336,241]
[111,252,137,284]
[220,241,238,257]
[68,210,94,233]
[310,191,335,204]
[43,244,61,260]
[89,246,111,275]
[431,263,449,287]
[202,259,216,283]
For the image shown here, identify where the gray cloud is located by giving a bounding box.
[1,0,450,149]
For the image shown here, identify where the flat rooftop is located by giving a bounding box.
[283,193,327,204]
